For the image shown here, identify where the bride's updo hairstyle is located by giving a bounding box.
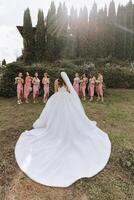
[58,76,66,88]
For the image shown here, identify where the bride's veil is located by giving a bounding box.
[61,71,97,125]
[61,72,84,110]
[61,72,77,96]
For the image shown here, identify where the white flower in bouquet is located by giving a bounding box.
[95,80,100,84]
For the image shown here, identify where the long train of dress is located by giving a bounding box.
[15,77,111,187]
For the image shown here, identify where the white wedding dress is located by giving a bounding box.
[15,72,111,187]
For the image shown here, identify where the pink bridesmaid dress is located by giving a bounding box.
[17,78,23,99]
[73,77,80,95]
[96,76,103,96]
[89,77,95,97]
[33,78,40,98]
[24,76,32,99]
[42,77,50,98]
[80,78,87,97]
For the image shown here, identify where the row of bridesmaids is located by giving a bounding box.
[15,71,104,104]
[15,72,49,104]
[73,72,104,102]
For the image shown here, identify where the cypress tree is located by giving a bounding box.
[76,8,83,58]
[115,5,127,59]
[21,1,134,62]
[103,5,108,57]
[79,6,89,58]
[46,1,57,60]
[2,59,6,66]
[55,2,68,58]
[68,6,78,58]
[76,7,89,58]
[88,1,98,58]
[116,5,122,59]
[35,9,46,62]
[97,9,106,58]
[107,0,116,57]
[23,8,35,64]
[132,3,134,59]
[54,3,63,58]
[126,0,133,59]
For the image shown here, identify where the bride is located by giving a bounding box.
[15,72,111,187]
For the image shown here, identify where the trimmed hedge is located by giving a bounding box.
[0,62,134,97]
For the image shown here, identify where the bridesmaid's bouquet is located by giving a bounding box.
[29,86,32,92]
[15,77,18,84]
[95,80,100,84]
[37,79,40,89]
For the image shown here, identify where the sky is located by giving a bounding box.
[0,0,131,63]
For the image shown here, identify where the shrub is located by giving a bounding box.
[0,61,134,97]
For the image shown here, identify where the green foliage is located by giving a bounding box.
[69,6,78,58]
[2,59,6,66]
[20,1,134,63]
[125,1,133,59]
[0,62,134,97]
[23,8,35,64]
[107,0,116,57]
[46,1,57,61]
[35,10,46,62]
[103,67,134,88]
[88,2,98,58]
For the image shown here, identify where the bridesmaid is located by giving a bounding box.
[42,72,50,103]
[88,73,96,102]
[32,72,40,103]
[96,72,104,102]
[80,74,88,100]
[15,72,24,104]
[24,72,33,103]
[73,73,80,95]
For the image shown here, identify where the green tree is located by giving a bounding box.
[126,0,133,59]
[115,5,127,59]
[21,1,134,62]
[97,9,106,58]
[46,1,57,60]
[103,5,108,57]
[78,6,89,58]
[55,2,68,58]
[23,8,35,64]
[88,1,98,58]
[68,6,78,58]
[35,9,46,62]
[2,59,6,66]
[107,0,116,57]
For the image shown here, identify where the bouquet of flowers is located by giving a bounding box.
[15,77,19,84]
[37,79,40,89]
[95,80,100,84]
[29,86,32,92]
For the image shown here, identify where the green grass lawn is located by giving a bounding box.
[0,89,134,200]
